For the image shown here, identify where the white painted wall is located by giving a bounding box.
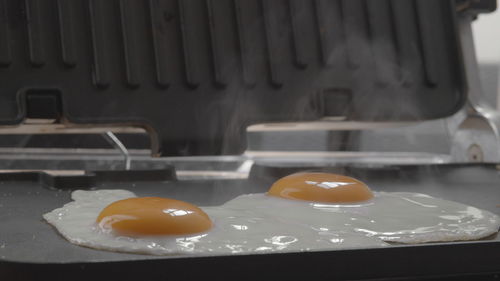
[472,9,500,108]
[473,9,500,62]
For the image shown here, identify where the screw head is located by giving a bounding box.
[467,144,484,162]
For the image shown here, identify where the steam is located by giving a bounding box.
[187,0,438,157]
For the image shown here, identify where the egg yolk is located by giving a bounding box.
[267,172,373,203]
[96,197,212,236]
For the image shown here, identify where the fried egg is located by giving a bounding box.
[96,196,212,236]
[43,172,500,255]
[43,189,387,255]
[248,172,500,243]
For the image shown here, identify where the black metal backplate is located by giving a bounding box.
[0,169,176,189]
[0,0,465,156]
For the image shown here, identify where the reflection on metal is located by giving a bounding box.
[0,123,146,134]
[451,15,500,162]
[0,147,149,155]
[24,118,57,124]
[245,151,451,165]
[451,114,499,162]
[236,160,254,173]
[247,120,418,132]
[103,131,131,170]
[0,169,85,176]
[467,144,484,162]
[175,170,249,180]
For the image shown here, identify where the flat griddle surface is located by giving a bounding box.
[1,164,500,280]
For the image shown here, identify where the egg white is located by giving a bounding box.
[43,189,500,255]
[224,192,500,243]
[43,189,388,255]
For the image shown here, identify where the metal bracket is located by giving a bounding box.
[450,14,500,162]
[103,131,131,170]
[456,0,497,14]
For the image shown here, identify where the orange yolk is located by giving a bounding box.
[267,172,373,203]
[96,197,212,236]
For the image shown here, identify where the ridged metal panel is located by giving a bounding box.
[0,0,465,156]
